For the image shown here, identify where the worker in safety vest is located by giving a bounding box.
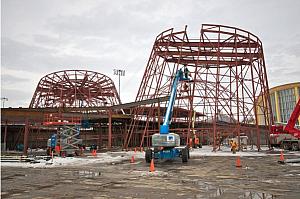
[183,66,192,93]
[190,137,200,148]
[230,140,237,154]
[189,138,193,148]
[194,137,199,146]
[184,66,192,79]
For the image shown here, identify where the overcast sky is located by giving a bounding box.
[1,0,300,108]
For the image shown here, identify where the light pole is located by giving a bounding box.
[113,69,125,101]
[1,97,8,108]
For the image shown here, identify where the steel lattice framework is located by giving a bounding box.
[30,70,121,109]
[125,24,273,150]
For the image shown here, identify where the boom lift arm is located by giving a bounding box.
[160,69,187,134]
[145,67,191,163]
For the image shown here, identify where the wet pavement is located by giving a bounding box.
[2,155,300,198]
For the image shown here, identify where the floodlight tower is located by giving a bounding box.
[113,69,125,101]
[1,97,8,108]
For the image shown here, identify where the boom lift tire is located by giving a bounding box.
[182,148,188,163]
[145,149,153,163]
[292,143,299,151]
[282,143,290,151]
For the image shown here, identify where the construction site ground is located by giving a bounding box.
[1,147,300,199]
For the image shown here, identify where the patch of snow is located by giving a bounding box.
[284,174,295,177]
[190,145,300,157]
[2,146,299,168]
[289,163,300,167]
[1,151,145,168]
[139,170,169,177]
[190,146,266,157]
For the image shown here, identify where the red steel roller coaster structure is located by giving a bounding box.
[125,24,273,150]
[30,70,121,110]
[27,70,122,154]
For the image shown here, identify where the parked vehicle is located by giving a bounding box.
[270,99,300,151]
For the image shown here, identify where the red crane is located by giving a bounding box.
[270,98,300,150]
[284,98,300,138]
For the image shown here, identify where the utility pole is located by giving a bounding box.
[113,69,125,101]
[1,97,8,108]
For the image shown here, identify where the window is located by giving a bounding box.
[270,93,277,122]
[278,88,296,124]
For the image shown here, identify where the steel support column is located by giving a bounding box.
[23,118,29,156]
[4,121,8,151]
[108,109,112,149]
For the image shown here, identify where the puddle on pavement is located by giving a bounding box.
[240,191,278,199]
[193,180,215,190]
[74,170,101,178]
[109,182,126,189]
[1,173,26,180]
[36,184,56,190]
[1,188,27,198]
[184,179,278,198]
[194,186,278,198]
[195,186,278,198]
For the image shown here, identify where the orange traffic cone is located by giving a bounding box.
[55,145,60,154]
[130,155,135,163]
[92,150,97,157]
[149,159,155,172]
[236,156,242,167]
[280,150,284,161]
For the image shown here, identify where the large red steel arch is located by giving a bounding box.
[30,70,121,109]
[125,24,273,150]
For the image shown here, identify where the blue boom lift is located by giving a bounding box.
[145,68,190,163]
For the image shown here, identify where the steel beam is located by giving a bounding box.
[23,118,29,156]
[108,109,112,149]
[156,41,259,48]
[3,121,7,151]
[156,51,260,58]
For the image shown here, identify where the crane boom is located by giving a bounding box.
[270,98,300,151]
[284,98,300,138]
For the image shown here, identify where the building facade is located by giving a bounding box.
[269,82,300,125]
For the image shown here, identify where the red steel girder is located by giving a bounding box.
[155,41,259,48]
[165,58,251,66]
[155,51,260,59]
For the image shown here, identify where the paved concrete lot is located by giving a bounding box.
[2,152,300,199]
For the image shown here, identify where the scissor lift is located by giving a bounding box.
[44,113,82,156]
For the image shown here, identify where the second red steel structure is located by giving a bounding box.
[125,24,273,151]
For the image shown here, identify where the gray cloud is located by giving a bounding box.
[1,74,29,84]
[1,88,32,108]
[2,37,54,71]
[1,0,300,107]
